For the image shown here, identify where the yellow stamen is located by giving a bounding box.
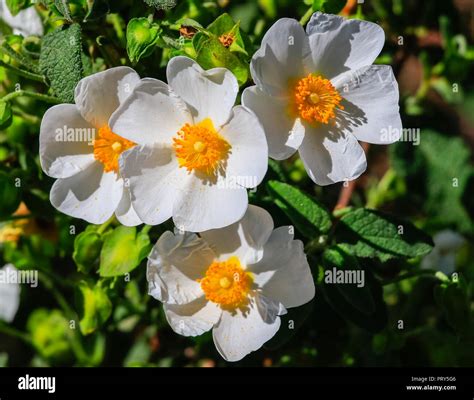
[93,126,136,173]
[173,118,231,177]
[291,73,344,125]
[199,256,252,309]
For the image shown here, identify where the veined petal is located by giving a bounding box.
[219,106,268,188]
[299,126,367,185]
[40,104,96,179]
[200,205,274,265]
[110,78,192,146]
[306,12,385,80]
[242,86,305,160]
[74,66,141,128]
[167,56,238,128]
[49,161,123,224]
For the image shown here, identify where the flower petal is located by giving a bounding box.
[115,187,142,227]
[251,227,315,308]
[40,104,96,179]
[74,66,141,128]
[147,231,215,305]
[212,295,282,362]
[298,127,367,185]
[49,162,123,224]
[332,65,402,144]
[167,56,238,127]
[120,144,186,226]
[219,106,268,188]
[251,18,310,96]
[242,86,305,160]
[200,205,274,265]
[306,12,385,79]
[110,78,192,146]
[0,1,43,37]
[0,264,20,323]
[164,297,221,337]
[172,174,248,232]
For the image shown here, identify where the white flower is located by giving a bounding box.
[110,57,268,232]
[242,12,402,185]
[147,205,315,362]
[421,230,465,276]
[0,0,43,37]
[0,264,20,323]
[40,67,143,226]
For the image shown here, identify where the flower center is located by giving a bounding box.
[173,118,231,177]
[199,256,253,309]
[93,126,136,173]
[292,73,344,125]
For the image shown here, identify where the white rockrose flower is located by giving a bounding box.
[421,230,466,276]
[40,67,143,226]
[0,0,43,37]
[0,264,20,323]
[147,205,315,362]
[111,57,268,232]
[243,12,402,185]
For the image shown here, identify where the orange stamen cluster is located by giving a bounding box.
[93,126,136,173]
[199,256,253,309]
[292,73,344,125]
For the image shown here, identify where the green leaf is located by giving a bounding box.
[73,226,103,274]
[126,17,161,63]
[206,13,248,56]
[0,171,21,219]
[321,268,387,333]
[6,0,31,16]
[322,246,375,315]
[99,226,150,277]
[143,0,177,10]
[267,180,332,238]
[196,37,248,85]
[0,100,12,129]
[76,281,112,335]
[336,208,434,261]
[39,24,83,103]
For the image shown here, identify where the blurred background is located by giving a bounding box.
[0,0,473,367]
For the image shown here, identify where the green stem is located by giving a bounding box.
[1,90,60,104]
[12,106,41,124]
[382,269,439,286]
[39,272,75,317]
[97,216,116,235]
[107,14,126,46]
[0,60,46,83]
[0,322,32,345]
[0,41,39,73]
[300,7,313,26]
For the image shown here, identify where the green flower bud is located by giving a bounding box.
[126,18,161,63]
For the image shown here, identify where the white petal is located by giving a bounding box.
[252,227,315,308]
[250,18,310,96]
[167,56,238,127]
[147,231,215,305]
[110,78,192,146]
[50,162,123,224]
[306,12,385,79]
[40,104,96,179]
[0,1,43,36]
[173,174,248,232]
[200,205,274,265]
[120,144,185,226]
[433,230,465,252]
[0,264,20,323]
[332,65,402,144]
[219,106,268,188]
[298,127,367,185]
[115,187,142,227]
[242,86,305,160]
[164,297,221,337]
[212,295,282,362]
[74,67,141,128]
